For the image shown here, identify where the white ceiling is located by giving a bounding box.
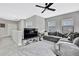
[0,3,79,21]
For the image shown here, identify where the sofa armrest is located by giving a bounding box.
[51,43,62,56]
[51,42,79,56]
[57,42,79,56]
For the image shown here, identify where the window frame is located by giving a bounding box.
[62,18,74,33]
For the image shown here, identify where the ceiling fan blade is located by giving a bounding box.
[36,5,45,8]
[47,8,56,11]
[46,3,53,8]
[41,9,46,13]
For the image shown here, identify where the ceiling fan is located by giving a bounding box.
[35,3,56,13]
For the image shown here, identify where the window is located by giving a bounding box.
[48,21,56,32]
[62,18,74,33]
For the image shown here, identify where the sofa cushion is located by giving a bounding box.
[48,32,67,38]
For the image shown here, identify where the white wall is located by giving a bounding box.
[18,19,25,39]
[35,15,45,33]
[0,18,18,38]
[24,15,36,28]
[24,15,45,33]
[18,19,24,31]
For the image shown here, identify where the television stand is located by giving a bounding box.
[23,37,39,45]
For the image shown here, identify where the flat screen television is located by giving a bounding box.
[24,28,38,39]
